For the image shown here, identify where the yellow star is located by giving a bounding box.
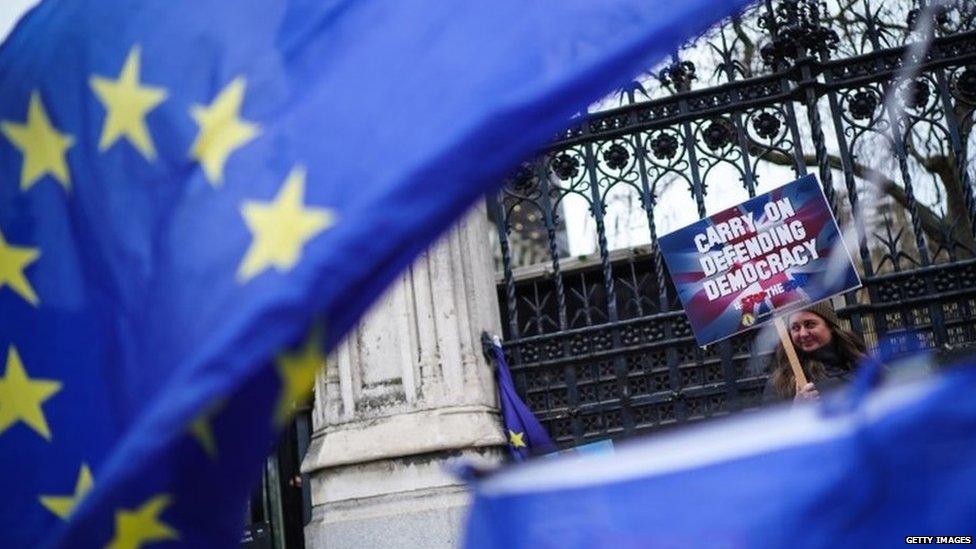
[273,326,325,427]
[1,91,74,192]
[89,45,168,160]
[508,430,526,449]
[106,494,179,549]
[189,403,222,460]
[0,229,40,306]
[0,346,61,440]
[237,165,335,283]
[189,77,260,186]
[39,463,93,520]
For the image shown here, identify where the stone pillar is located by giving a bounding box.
[302,203,506,548]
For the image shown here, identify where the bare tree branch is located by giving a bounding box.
[754,149,974,250]
[731,17,755,78]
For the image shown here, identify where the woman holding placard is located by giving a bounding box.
[762,302,867,404]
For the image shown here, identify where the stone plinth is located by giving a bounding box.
[302,204,506,548]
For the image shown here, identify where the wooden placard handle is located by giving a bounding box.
[774,316,808,390]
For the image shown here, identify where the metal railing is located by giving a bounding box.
[488,0,976,447]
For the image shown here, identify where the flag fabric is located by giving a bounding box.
[573,439,614,456]
[0,0,753,546]
[488,337,558,461]
[542,438,615,460]
[463,361,976,548]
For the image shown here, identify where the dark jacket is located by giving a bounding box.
[762,342,856,404]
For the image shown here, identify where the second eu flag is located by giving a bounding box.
[0,0,752,545]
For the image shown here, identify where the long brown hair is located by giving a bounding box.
[769,313,867,398]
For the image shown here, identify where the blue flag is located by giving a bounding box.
[0,0,752,545]
[489,337,558,461]
[463,362,976,548]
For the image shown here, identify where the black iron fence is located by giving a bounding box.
[488,0,976,448]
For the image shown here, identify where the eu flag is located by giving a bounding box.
[0,0,752,545]
[488,336,557,461]
[464,363,976,548]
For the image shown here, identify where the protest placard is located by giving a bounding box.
[659,175,860,347]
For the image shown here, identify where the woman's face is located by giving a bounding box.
[788,311,833,353]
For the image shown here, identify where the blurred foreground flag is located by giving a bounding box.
[0,0,752,545]
[464,363,976,548]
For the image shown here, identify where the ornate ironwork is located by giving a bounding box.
[649,132,680,159]
[848,89,880,119]
[955,66,976,100]
[658,59,697,92]
[488,0,976,448]
[702,118,734,150]
[759,0,838,67]
[601,143,630,170]
[552,153,580,180]
[751,111,782,139]
[509,162,535,192]
[901,78,931,109]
